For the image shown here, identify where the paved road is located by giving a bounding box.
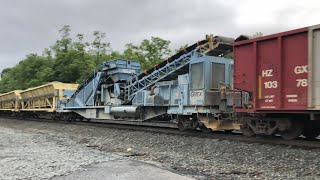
[53,159,194,180]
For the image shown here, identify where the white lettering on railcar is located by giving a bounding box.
[264,95,275,103]
[286,94,298,98]
[262,69,273,77]
[294,65,308,74]
[264,95,275,98]
[190,91,203,99]
[265,99,274,103]
[294,65,308,87]
[260,106,276,109]
[288,99,298,102]
[296,79,308,87]
[287,94,299,103]
[261,69,278,89]
[264,81,278,88]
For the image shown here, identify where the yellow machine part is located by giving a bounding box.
[0,90,22,111]
[198,114,241,131]
[20,82,78,112]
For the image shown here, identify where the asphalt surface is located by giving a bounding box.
[53,159,194,180]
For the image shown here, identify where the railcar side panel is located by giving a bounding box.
[233,26,320,112]
[0,91,21,111]
[20,82,78,112]
[309,26,320,109]
[281,33,308,109]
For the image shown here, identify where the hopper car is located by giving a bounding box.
[0,90,22,113]
[234,24,320,139]
[0,82,78,119]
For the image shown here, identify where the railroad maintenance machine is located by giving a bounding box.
[64,35,242,132]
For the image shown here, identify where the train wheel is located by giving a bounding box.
[52,114,59,121]
[240,124,255,137]
[177,116,185,130]
[302,129,319,139]
[302,125,319,140]
[279,120,303,140]
[177,120,185,130]
[177,116,198,131]
[63,114,73,121]
[240,117,255,137]
[301,121,320,139]
[198,123,212,133]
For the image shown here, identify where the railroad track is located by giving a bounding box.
[2,116,320,149]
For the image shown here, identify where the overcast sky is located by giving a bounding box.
[0,0,319,72]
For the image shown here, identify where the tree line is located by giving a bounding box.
[0,25,172,93]
[0,26,258,93]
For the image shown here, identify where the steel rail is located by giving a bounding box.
[1,117,320,149]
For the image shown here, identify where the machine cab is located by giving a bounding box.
[189,55,233,111]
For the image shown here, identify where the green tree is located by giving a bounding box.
[51,26,98,84]
[90,31,111,65]
[0,25,172,92]
[0,54,53,92]
[175,44,189,53]
[124,37,171,70]
[1,68,12,78]
[224,53,234,59]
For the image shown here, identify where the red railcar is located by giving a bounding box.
[233,25,320,139]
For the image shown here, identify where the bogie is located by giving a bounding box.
[239,115,320,140]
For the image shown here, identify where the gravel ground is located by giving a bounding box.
[1,118,320,180]
[0,123,118,179]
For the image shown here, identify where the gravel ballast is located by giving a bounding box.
[1,118,320,179]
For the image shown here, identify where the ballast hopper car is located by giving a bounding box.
[234,24,320,139]
[18,82,78,118]
[0,90,22,113]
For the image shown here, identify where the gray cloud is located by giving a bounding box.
[0,0,319,72]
